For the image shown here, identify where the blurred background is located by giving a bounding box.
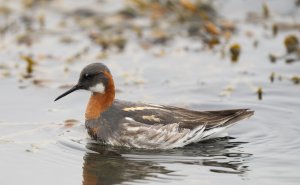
[0,0,300,185]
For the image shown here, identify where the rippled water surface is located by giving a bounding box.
[0,0,300,185]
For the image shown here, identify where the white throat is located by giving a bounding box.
[89,83,105,93]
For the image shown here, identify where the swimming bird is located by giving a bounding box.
[55,63,254,149]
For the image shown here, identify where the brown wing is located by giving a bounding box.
[109,100,254,130]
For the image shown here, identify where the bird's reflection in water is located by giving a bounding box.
[82,143,173,185]
[82,137,252,185]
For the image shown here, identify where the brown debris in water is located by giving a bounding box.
[204,21,220,35]
[268,35,299,64]
[257,87,263,100]
[272,24,278,37]
[285,58,296,64]
[64,119,80,128]
[274,22,300,31]
[284,35,299,54]
[32,79,52,87]
[38,13,45,30]
[60,36,76,44]
[113,36,127,52]
[17,34,34,46]
[207,37,220,49]
[291,76,300,85]
[0,6,11,15]
[22,0,49,9]
[262,3,270,19]
[180,0,197,12]
[229,43,241,62]
[269,54,277,63]
[20,55,36,76]
[151,29,170,44]
[89,33,127,52]
[270,72,275,83]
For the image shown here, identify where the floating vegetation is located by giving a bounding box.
[229,43,241,62]
[1,0,235,62]
[180,0,197,12]
[32,79,51,87]
[272,24,278,37]
[78,0,233,52]
[60,36,76,44]
[22,0,49,9]
[268,35,299,64]
[0,5,11,15]
[269,54,277,63]
[207,37,220,49]
[89,33,127,52]
[38,13,45,30]
[204,21,220,35]
[20,55,36,77]
[150,29,170,45]
[273,22,300,32]
[256,87,263,100]
[262,3,270,19]
[64,119,80,128]
[291,76,300,85]
[285,58,296,64]
[113,36,127,52]
[284,35,299,54]
[17,34,34,46]
[270,72,275,83]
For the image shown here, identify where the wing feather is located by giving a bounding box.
[107,117,207,149]
[113,100,253,130]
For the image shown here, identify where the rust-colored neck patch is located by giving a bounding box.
[85,71,115,120]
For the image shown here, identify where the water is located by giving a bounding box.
[0,0,300,184]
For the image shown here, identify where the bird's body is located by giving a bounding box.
[86,100,253,149]
[55,63,254,149]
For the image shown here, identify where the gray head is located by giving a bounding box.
[55,63,113,101]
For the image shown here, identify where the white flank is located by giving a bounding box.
[123,107,161,111]
[89,83,105,93]
[106,117,207,149]
[106,117,233,149]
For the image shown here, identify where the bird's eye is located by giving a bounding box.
[83,72,103,80]
[84,73,92,79]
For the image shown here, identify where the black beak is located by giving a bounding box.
[54,84,82,101]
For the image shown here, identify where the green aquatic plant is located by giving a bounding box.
[256,87,263,100]
[21,55,36,75]
[284,35,299,54]
[291,76,300,85]
[229,43,241,62]
[272,24,278,37]
[270,72,275,83]
[269,54,277,63]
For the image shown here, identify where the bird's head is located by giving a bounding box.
[55,63,113,101]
